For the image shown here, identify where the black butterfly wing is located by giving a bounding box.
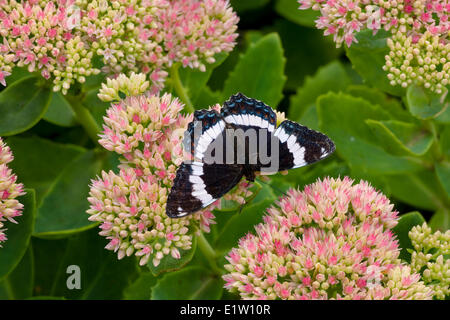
[166,161,244,218]
[220,93,335,173]
[220,92,277,133]
[272,120,335,171]
[183,109,226,160]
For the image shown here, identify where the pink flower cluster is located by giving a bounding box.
[0,0,239,94]
[298,0,449,93]
[223,177,433,300]
[88,76,250,267]
[0,137,25,246]
[299,0,449,47]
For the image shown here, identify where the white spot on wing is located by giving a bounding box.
[192,182,206,192]
[240,114,249,126]
[191,162,203,175]
[189,175,203,184]
[200,196,215,207]
[218,120,225,131]
[232,115,241,125]
[205,127,215,140]
[192,189,207,197]
[276,128,289,143]
[194,151,204,160]
[211,122,223,137]
[293,147,306,168]
[287,135,297,148]
[260,119,268,129]
[290,143,301,154]
[253,115,262,127]
[225,115,236,124]
[198,193,213,205]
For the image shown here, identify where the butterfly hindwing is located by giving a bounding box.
[273,119,335,171]
[166,161,244,218]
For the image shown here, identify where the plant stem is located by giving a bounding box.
[197,232,223,275]
[170,63,194,113]
[68,97,101,144]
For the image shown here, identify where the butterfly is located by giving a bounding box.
[166,93,335,218]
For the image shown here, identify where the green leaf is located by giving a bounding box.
[406,84,448,120]
[0,76,52,136]
[83,89,110,127]
[151,266,223,300]
[0,246,34,299]
[289,61,351,121]
[244,30,264,46]
[123,270,156,300]
[230,0,270,12]
[34,150,112,237]
[434,101,450,124]
[217,181,262,213]
[214,184,276,253]
[435,161,450,198]
[222,33,286,107]
[27,296,66,300]
[275,0,319,27]
[148,236,197,277]
[193,86,222,109]
[393,211,426,262]
[32,229,139,299]
[429,210,450,232]
[440,125,450,158]
[366,120,433,157]
[43,92,78,127]
[272,19,341,91]
[385,169,448,211]
[346,30,405,97]
[297,104,320,130]
[31,236,68,296]
[5,136,85,206]
[0,190,36,280]
[208,45,241,92]
[82,73,107,92]
[179,53,228,106]
[3,67,31,85]
[345,85,413,122]
[317,92,422,174]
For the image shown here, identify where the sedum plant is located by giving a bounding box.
[0,0,447,301]
[409,222,450,299]
[223,177,433,300]
[0,137,25,246]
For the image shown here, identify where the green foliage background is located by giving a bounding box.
[0,1,448,300]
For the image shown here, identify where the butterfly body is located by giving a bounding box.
[166,93,335,218]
